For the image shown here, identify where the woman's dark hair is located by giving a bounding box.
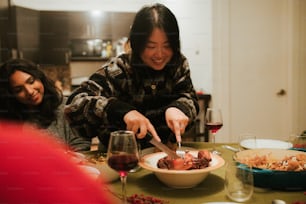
[129,3,182,69]
[0,58,62,127]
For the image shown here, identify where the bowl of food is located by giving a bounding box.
[234,148,306,190]
[139,150,225,189]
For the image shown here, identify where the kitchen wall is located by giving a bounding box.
[12,0,213,94]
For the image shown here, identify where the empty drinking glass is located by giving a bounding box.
[224,161,254,202]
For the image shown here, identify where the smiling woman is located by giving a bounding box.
[0,58,91,152]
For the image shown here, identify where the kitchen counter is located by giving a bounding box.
[106,142,305,204]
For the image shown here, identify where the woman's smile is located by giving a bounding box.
[9,70,44,107]
[141,28,173,71]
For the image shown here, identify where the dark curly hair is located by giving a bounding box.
[0,58,62,127]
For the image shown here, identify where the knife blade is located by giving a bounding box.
[144,133,180,159]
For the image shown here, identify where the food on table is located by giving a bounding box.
[238,153,306,171]
[127,194,169,204]
[293,143,306,149]
[157,150,212,170]
[85,153,107,164]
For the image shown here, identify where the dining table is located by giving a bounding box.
[97,142,306,204]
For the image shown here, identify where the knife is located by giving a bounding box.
[144,133,181,159]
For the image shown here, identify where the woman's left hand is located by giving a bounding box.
[165,107,189,143]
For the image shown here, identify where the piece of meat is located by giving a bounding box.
[157,150,211,170]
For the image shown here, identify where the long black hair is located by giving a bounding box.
[129,3,182,74]
[0,58,62,127]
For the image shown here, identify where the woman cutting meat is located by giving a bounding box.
[65,3,199,150]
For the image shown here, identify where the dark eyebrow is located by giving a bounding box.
[10,75,34,90]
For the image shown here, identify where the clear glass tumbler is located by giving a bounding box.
[224,161,254,202]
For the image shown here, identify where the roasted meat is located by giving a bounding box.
[157,150,212,170]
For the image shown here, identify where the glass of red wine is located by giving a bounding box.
[205,108,223,155]
[107,130,139,203]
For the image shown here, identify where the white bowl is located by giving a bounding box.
[139,150,225,189]
[72,151,119,183]
[79,165,101,180]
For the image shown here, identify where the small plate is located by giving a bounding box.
[240,138,292,149]
[79,165,100,180]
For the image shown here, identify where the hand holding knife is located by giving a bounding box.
[144,133,180,159]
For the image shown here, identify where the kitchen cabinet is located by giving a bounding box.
[67,11,134,41]
[2,7,134,65]
[0,0,10,62]
[1,5,40,63]
[39,11,69,65]
[68,12,112,39]
[39,11,134,65]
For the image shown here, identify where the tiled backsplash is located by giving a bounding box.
[40,64,71,92]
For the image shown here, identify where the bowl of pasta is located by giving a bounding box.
[234,149,306,190]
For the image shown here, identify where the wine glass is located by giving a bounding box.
[107,130,139,203]
[205,108,223,155]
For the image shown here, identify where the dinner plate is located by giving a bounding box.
[240,138,292,149]
[79,165,100,180]
[81,151,120,182]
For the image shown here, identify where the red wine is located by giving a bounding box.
[108,154,139,172]
[205,122,223,133]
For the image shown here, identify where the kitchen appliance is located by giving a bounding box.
[69,39,112,59]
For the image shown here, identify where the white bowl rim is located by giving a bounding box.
[139,150,225,174]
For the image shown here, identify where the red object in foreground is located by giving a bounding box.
[0,121,115,204]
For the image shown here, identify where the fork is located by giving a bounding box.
[176,142,185,158]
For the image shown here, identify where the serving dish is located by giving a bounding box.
[234,149,306,190]
[139,150,225,189]
[240,138,292,150]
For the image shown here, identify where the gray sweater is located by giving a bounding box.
[42,97,92,152]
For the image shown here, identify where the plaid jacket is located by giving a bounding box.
[65,53,199,148]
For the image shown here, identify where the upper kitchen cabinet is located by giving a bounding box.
[68,12,111,39]
[39,11,69,65]
[109,12,134,43]
[68,11,134,41]
[39,11,134,64]
[0,0,10,63]
[3,5,40,63]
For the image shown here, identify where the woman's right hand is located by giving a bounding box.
[123,110,161,142]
